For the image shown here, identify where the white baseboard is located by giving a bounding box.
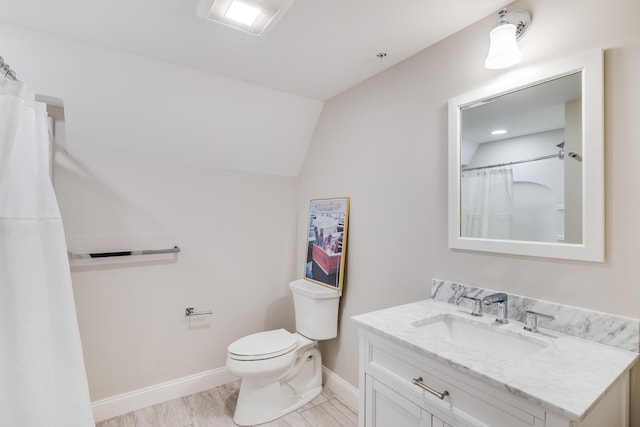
[92,365,359,422]
[322,366,359,413]
[91,367,237,422]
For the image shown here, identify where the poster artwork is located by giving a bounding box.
[305,197,349,291]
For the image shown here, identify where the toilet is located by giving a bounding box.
[226,279,341,426]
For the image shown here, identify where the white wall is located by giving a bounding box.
[296,0,640,412]
[0,24,323,177]
[54,151,298,400]
[0,23,314,401]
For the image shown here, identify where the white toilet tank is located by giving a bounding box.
[289,279,341,340]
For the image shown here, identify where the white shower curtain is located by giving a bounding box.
[461,167,514,240]
[0,80,95,426]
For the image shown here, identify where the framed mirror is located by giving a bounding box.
[448,50,604,261]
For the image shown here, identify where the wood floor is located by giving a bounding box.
[96,382,358,427]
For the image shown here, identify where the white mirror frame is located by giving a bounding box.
[448,50,604,262]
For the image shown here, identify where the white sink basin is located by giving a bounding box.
[411,315,548,362]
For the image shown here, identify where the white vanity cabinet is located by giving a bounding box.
[358,330,630,427]
[366,376,439,427]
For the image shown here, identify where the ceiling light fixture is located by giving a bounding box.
[491,129,507,135]
[225,1,262,26]
[198,0,293,36]
[484,8,531,70]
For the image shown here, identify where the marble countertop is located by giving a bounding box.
[352,299,639,421]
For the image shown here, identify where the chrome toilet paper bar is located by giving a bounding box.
[185,307,213,317]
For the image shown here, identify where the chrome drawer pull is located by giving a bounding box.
[412,376,449,400]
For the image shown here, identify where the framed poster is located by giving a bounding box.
[305,197,349,291]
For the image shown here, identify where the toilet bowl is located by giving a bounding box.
[227,328,301,382]
[226,279,341,426]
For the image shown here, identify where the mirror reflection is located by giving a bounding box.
[460,72,582,243]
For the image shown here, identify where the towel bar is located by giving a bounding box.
[68,245,180,260]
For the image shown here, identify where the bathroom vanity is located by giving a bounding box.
[352,282,639,427]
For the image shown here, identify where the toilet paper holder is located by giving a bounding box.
[185,307,213,317]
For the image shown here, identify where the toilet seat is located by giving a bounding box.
[228,328,298,361]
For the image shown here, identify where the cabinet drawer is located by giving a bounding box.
[365,334,545,427]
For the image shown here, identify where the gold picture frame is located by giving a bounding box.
[305,197,349,291]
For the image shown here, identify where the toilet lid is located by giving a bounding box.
[228,329,297,360]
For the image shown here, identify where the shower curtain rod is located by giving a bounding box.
[462,150,564,172]
[0,56,18,81]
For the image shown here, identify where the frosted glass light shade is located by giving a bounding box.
[484,23,522,69]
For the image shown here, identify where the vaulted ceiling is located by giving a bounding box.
[1,0,512,175]
[1,0,511,100]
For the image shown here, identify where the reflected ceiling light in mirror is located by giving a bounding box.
[484,9,531,70]
[491,129,507,135]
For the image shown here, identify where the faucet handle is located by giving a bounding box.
[524,310,556,333]
[482,293,509,324]
[461,296,483,317]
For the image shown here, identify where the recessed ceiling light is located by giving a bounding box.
[198,0,293,37]
[225,1,262,26]
[491,129,508,135]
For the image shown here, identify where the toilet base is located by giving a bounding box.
[233,346,323,426]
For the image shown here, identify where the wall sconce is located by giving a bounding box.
[484,8,531,70]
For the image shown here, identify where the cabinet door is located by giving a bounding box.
[431,415,453,427]
[366,375,431,427]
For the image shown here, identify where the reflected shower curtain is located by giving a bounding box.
[0,80,94,426]
[461,167,514,239]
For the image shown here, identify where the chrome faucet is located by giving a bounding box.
[482,293,509,324]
